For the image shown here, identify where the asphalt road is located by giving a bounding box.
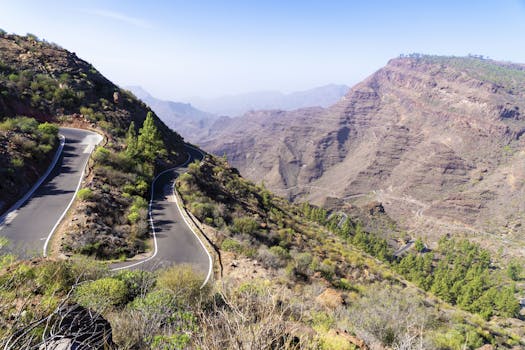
[0,128,102,258]
[111,145,211,277]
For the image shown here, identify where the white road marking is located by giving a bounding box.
[83,144,95,154]
[42,131,103,257]
[0,135,65,227]
[111,146,214,289]
[80,134,103,145]
[111,153,192,272]
[4,211,18,224]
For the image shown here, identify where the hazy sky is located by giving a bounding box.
[1,1,525,101]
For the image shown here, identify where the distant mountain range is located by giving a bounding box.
[200,55,525,255]
[189,84,350,116]
[126,86,217,143]
[126,84,350,142]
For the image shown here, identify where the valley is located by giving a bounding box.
[0,20,525,350]
[200,55,525,256]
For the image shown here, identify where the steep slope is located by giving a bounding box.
[126,85,218,143]
[190,84,349,116]
[0,32,186,258]
[202,55,525,251]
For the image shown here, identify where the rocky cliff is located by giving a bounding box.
[202,56,525,251]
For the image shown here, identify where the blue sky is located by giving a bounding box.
[1,1,525,101]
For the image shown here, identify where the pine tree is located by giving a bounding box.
[137,112,165,162]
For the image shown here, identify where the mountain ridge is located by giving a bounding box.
[201,55,525,254]
[126,85,218,143]
[189,83,350,116]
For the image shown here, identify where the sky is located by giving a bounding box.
[1,0,525,101]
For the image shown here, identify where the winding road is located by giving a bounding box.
[0,128,102,258]
[111,146,212,281]
[0,127,211,282]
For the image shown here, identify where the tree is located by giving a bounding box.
[137,112,165,162]
[507,260,523,281]
[414,238,425,252]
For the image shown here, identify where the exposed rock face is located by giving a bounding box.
[201,56,525,251]
[39,304,115,349]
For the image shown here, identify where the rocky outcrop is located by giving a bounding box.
[37,304,115,349]
[201,56,525,250]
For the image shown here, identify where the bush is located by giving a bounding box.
[231,216,258,235]
[128,196,148,224]
[93,146,110,163]
[115,270,156,301]
[77,188,93,201]
[75,277,128,311]
[10,157,24,168]
[37,122,58,136]
[191,202,217,221]
[507,260,522,281]
[221,238,244,254]
[156,265,210,305]
[0,116,38,133]
[257,246,287,269]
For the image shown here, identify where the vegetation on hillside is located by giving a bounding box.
[304,204,522,320]
[62,112,169,258]
[0,116,58,213]
[176,155,525,349]
[401,54,525,92]
[0,32,186,259]
[0,155,523,349]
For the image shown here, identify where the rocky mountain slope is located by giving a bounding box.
[202,55,525,252]
[190,84,349,116]
[126,85,218,143]
[3,154,522,349]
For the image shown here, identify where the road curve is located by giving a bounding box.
[111,145,211,279]
[0,128,102,258]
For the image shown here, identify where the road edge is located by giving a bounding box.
[111,145,214,289]
[42,131,103,257]
[111,151,194,271]
[0,134,66,226]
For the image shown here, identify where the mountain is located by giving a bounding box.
[190,84,350,116]
[126,86,218,143]
[201,55,525,254]
[3,152,522,349]
[0,34,523,349]
[0,32,186,258]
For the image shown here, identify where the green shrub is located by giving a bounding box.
[93,146,110,163]
[190,202,217,221]
[0,116,38,133]
[221,238,244,253]
[35,261,74,295]
[77,188,93,201]
[269,245,290,260]
[10,157,24,168]
[507,260,522,281]
[231,216,258,235]
[115,270,155,301]
[37,122,58,136]
[156,265,210,305]
[75,277,128,311]
[128,196,148,224]
[127,211,140,224]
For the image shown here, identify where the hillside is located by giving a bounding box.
[201,55,525,254]
[0,33,186,258]
[190,84,350,117]
[126,85,218,143]
[2,155,523,349]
